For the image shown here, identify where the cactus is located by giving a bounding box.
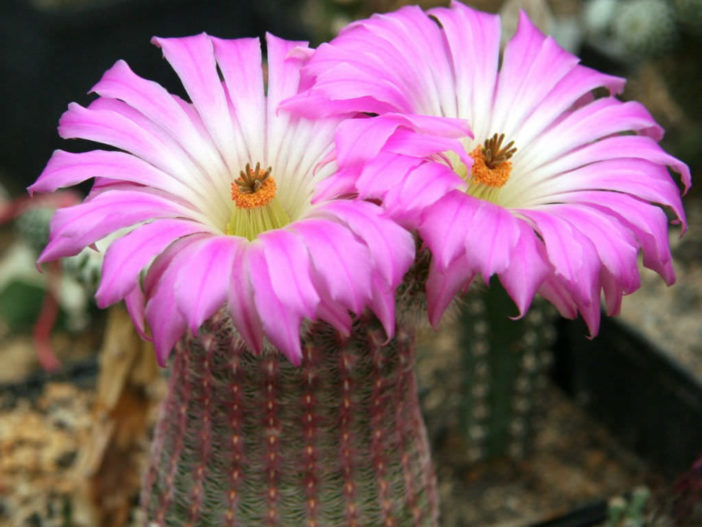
[14,206,53,255]
[457,282,556,461]
[613,0,677,56]
[607,486,651,527]
[583,0,619,36]
[141,309,438,526]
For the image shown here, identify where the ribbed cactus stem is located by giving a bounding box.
[141,310,438,526]
[459,282,555,461]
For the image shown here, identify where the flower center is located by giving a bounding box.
[231,162,276,208]
[227,162,290,240]
[466,133,516,203]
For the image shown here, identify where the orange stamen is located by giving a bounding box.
[468,133,517,188]
[231,162,277,209]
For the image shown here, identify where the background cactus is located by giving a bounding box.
[14,206,53,255]
[141,309,438,527]
[456,283,556,462]
[607,486,651,527]
[613,0,677,56]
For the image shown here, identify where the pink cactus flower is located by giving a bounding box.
[30,33,414,366]
[284,2,690,333]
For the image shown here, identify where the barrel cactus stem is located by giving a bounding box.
[141,310,438,526]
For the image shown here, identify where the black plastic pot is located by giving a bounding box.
[552,315,702,478]
[526,499,608,527]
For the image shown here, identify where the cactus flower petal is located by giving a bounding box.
[31,33,414,363]
[288,1,690,331]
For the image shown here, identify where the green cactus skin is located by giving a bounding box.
[458,283,555,462]
[141,310,438,526]
[14,206,53,255]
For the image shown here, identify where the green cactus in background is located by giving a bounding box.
[457,282,556,461]
[613,0,677,56]
[14,206,53,255]
[607,486,651,527]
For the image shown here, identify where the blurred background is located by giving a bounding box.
[2,0,701,192]
[0,0,700,526]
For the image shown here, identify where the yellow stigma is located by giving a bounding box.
[467,133,517,202]
[227,162,290,240]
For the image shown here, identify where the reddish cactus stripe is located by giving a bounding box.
[338,349,359,526]
[141,312,439,526]
[302,344,320,526]
[186,333,215,526]
[264,357,280,526]
[225,353,244,527]
[402,327,439,524]
[369,329,395,526]
[141,340,184,515]
[156,341,193,524]
[396,333,420,527]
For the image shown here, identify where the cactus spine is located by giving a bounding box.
[141,309,438,526]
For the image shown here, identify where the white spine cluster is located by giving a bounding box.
[613,0,677,56]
